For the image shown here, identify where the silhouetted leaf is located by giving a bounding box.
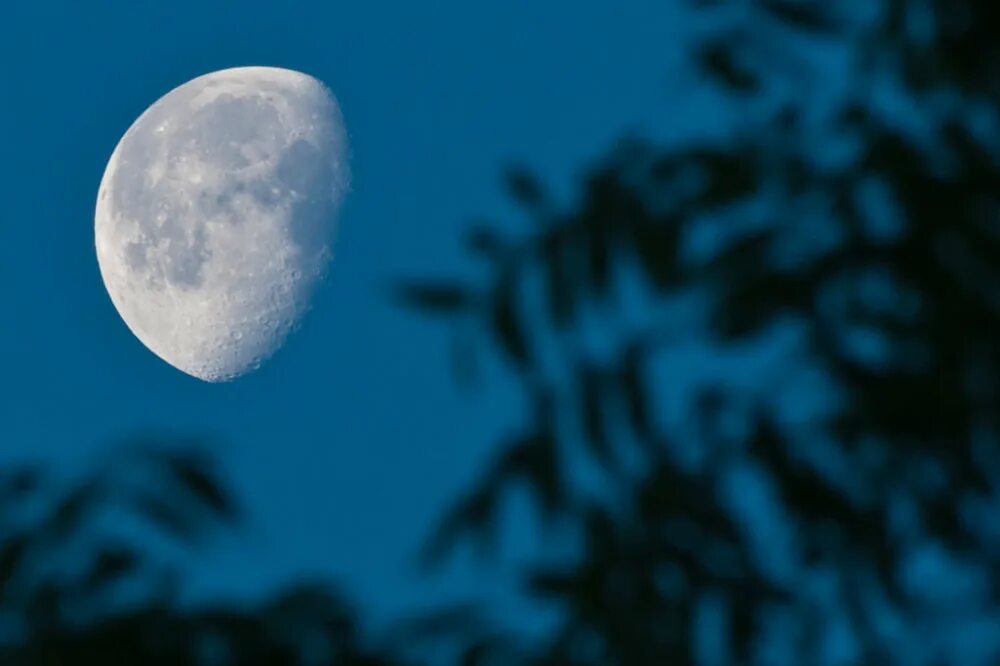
[620,344,655,446]
[0,468,41,502]
[504,167,546,211]
[541,229,580,327]
[692,149,758,206]
[130,493,200,544]
[579,367,613,467]
[79,546,139,592]
[490,276,531,367]
[632,219,680,289]
[397,283,477,314]
[496,430,562,518]
[388,603,487,642]
[466,226,506,258]
[421,487,498,565]
[163,452,238,523]
[760,0,839,34]
[45,481,103,540]
[697,41,759,92]
[0,533,30,596]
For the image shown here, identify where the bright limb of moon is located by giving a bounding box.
[95,67,349,382]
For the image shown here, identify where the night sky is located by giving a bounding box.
[0,0,719,626]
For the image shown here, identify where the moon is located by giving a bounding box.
[95,67,349,382]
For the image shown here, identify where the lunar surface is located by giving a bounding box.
[95,67,349,382]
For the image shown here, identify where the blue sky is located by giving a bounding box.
[0,0,724,626]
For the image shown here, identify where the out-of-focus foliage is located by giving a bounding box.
[400,1,1000,663]
[0,438,396,666]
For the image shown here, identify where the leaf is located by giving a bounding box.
[422,425,562,565]
[45,481,103,541]
[0,534,30,596]
[420,487,497,565]
[528,569,576,599]
[79,546,139,592]
[578,172,632,297]
[131,493,200,544]
[504,167,546,210]
[496,431,562,517]
[693,149,758,206]
[541,231,578,328]
[696,41,759,93]
[465,226,506,258]
[25,580,61,630]
[396,282,477,315]
[264,584,353,631]
[164,452,238,524]
[632,220,679,290]
[0,468,42,502]
[704,228,772,276]
[490,277,531,367]
[586,224,614,298]
[620,344,654,446]
[387,603,488,643]
[579,367,613,467]
[714,272,809,338]
[759,0,839,35]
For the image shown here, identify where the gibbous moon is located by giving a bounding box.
[95,67,349,382]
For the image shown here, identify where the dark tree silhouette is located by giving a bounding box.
[0,438,399,666]
[400,1,1000,663]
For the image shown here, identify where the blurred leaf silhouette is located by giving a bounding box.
[0,437,398,666]
[399,1,1000,663]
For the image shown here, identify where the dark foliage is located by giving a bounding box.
[0,438,397,666]
[400,1,1000,663]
